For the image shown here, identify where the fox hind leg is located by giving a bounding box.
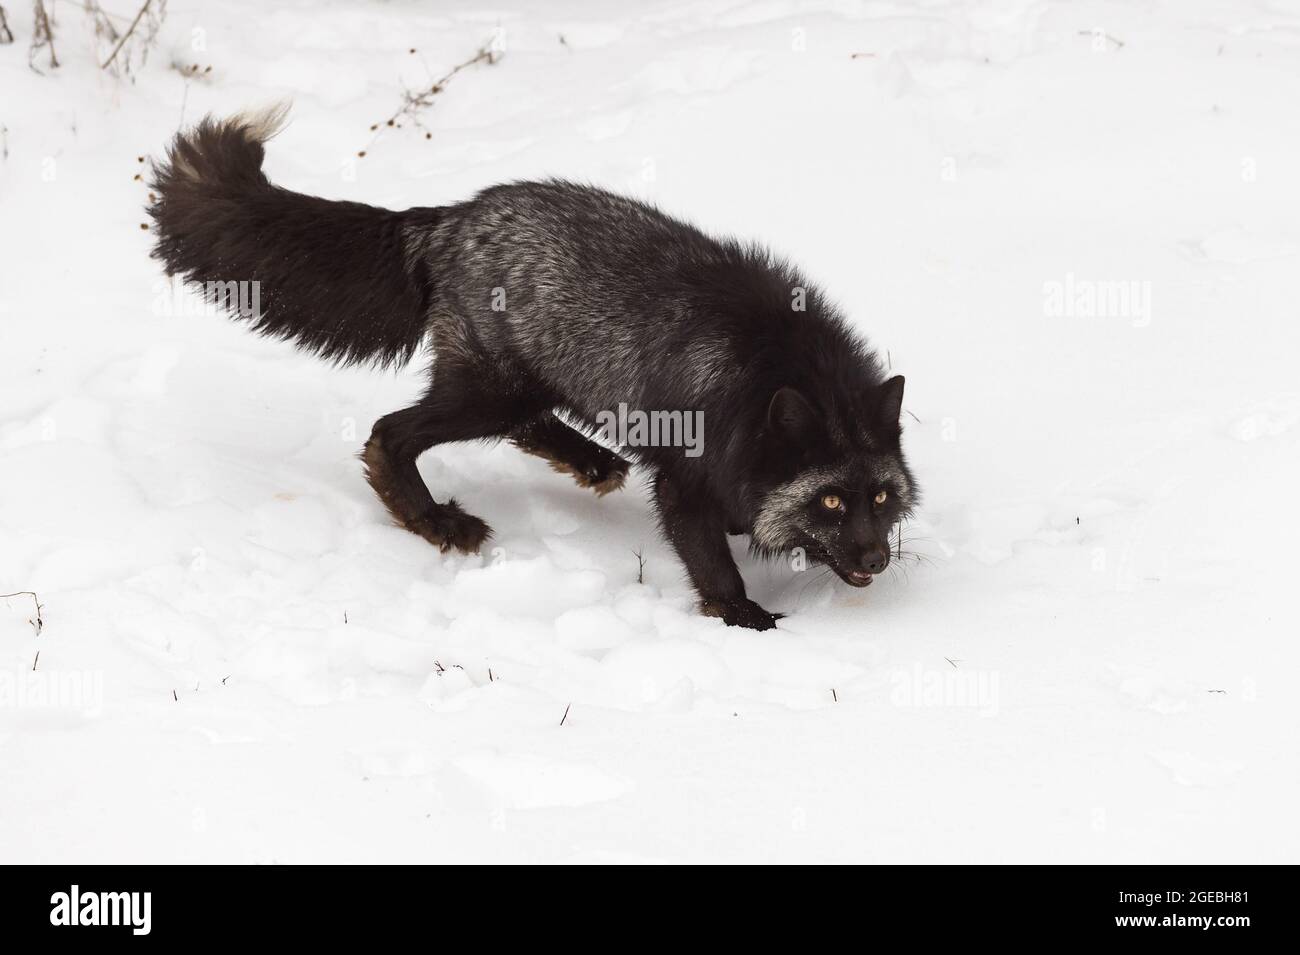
[362,362,540,553]
[511,413,630,496]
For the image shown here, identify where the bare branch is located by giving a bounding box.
[30,0,59,73]
[99,0,166,74]
[101,0,149,69]
[360,41,500,156]
[1,590,44,635]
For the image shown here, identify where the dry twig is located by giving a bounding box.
[1,590,44,635]
[98,0,166,75]
[30,0,58,73]
[359,42,500,156]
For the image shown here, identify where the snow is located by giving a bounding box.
[2,0,1298,863]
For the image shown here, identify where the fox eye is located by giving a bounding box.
[874,490,888,505]
[821,493,843,511]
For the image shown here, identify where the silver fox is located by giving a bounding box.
[147,107,919,630]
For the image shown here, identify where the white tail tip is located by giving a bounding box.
[230,101,292,143]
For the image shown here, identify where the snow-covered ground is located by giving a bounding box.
[2,0,1298,863]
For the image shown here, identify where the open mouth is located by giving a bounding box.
[841,568,874,588]
[800,545,874,588]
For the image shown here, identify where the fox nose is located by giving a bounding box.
[860,548,889,575]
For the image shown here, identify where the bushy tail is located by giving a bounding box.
[147,105,435,367]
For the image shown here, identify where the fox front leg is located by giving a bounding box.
[653,472,780,631]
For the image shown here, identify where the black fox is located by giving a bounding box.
[147,106,918,631]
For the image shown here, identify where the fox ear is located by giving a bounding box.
[876,375,905,429]
[767,387,818,442]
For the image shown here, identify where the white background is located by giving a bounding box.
[1,0,1297,862]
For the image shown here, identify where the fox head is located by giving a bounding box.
[750,375,918,587]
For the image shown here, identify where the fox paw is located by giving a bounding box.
[406,501,491,554]
[701,597,782,631]
[549,449,630,497]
